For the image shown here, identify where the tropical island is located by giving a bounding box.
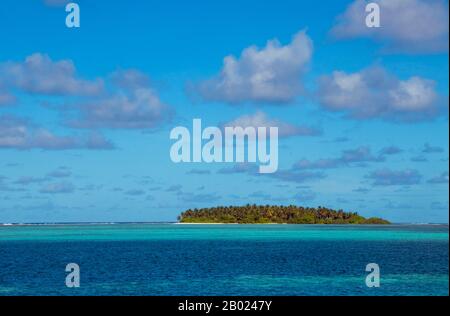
[178,205,390,224]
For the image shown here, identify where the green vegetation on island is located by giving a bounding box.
[178,205,390,224]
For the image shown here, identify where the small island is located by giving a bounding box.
[178,205,390,224]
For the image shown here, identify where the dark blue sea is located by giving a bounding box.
[0,224,448,295]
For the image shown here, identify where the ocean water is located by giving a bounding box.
[0,224,448,296]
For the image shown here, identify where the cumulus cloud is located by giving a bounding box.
[316,66,446,121]
[84,132,115,149]
[294,146,384,170]
[109,69,150,90]
[330,0,449,53]
[0,54,173,131]
[224,111,321,137]
[428,171,449,184]
[0,53,103,96]
[0,115,113,150]
[69,69,173,129]
[195,30,313,104]
[367,168,422,185]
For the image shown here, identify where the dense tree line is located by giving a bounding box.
[178,204,390,224]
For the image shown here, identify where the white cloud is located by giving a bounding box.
[0,115,113,150]
[317,66,445,121]
[69,69,173,129]
[224,111,321,137]
[195,30,313,104]
[0,53,104,96]
[331,0,449,53]
[389,77,438,110]
[0,53,173,130]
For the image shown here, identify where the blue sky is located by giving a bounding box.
[0,0,448,223]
